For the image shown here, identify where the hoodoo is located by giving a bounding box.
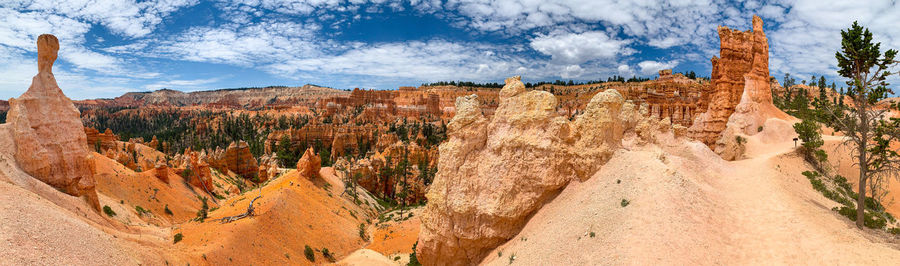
[5,34,100,211]
[688,15,789,149]
[416,76,665,265]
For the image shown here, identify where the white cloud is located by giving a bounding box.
[530,30,633,65]
[638,60,679,75]
[5,0,198,37]
[560,64,584,79]
[767,0,900,84]
[270,40,525,81]
[142,77,221,91]
[617,64,634,77]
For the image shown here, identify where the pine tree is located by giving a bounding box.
[826,21,900,229]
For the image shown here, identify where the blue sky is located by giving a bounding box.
[0,0,899,100]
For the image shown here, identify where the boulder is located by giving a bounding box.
[6,34,100,211]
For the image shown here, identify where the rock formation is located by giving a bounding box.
[223,141,260,181]
[688,15,788,148]
[5,34,100,211]
[84,127,118,151]
[154,160,169,183]
[417,76,643,265]
[296,148,321,179]
[187,149,214,192]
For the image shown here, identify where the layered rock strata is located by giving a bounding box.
[417,76,646,265]
[5,34,99,210]
[688,15,785,147]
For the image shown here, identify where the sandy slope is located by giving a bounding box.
[822,136,900,218]
[480,124,900,265]
[174,168,378,265]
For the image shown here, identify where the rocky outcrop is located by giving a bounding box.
[296,148,321,179]
[187,149,214,192]
[84,127,118,151]
[689,15,787,148]
[154,160,169,183]
[223,141,260,181]
[417,76,641,265]
[5,34,100,211]
[257,153,278,182]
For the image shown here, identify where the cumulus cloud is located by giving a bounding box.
[2,0,900,99]
[638,60,679,75]
[767,0,900,84]
[4,0,198,37]
[560,65,584,79]
[270,40,526,81]
[530,30,633,65]
[617,64,634,77]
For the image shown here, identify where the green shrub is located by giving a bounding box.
[135,205,150,215]
[757,126,763,132]
[889,228,900,235]
[734,135,746,145]
[195,196,209,222]
[322,247,335,262]
[358,223,368,240]
[173,233,183,244]
[620,199,630,207]
[103,205,117,217]
[164,205,173,215]
[408,241,421,266]
[834,206,887,229]
[304,245,315,262]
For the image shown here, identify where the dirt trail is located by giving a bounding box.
[481,129,900,265]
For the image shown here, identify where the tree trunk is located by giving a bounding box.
[856,101,868,229]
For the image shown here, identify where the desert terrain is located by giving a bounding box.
[0,11,899,266]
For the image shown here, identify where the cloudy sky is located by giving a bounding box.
[0,0,898,100]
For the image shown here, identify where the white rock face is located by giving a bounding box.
[417,76,648,265]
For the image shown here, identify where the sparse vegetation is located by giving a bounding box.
[135,205,150,216]
[195,196,209,222]
[103,205,116,217]
[408,241,421,266]
[322,247,335,262]
[358,223,368,241]
[804,171,894,230]
[734,135,746,145]
[304,245,315,262]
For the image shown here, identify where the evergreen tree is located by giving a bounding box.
[826,21,900,228]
